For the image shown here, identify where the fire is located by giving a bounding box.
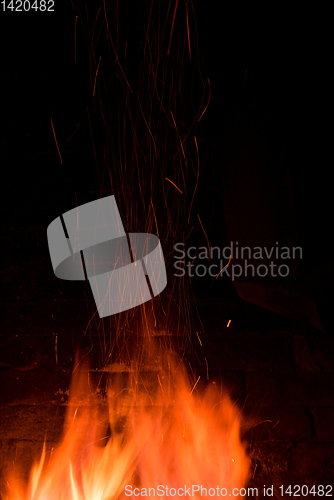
[5,349,250,500]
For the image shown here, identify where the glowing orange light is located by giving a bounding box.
[216,254,232,279]
[6,350,250,499]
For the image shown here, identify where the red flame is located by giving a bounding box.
[5,349,250,499]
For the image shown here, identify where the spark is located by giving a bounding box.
[196,331,202,346]
[87,435,111,447]
[167,0,179,55]
[252,419,273,428]
[50,116,63,165]
[66,123,80,142]
[227,319,231,328]
[184,225,194,242]
[185,0,191,59]
[165,177,183,194]
[137,94,157,159]
[204,357,209,380]
[197,214,210,258]
[55,335,58,365]
[143,0,154,54]
[150,199,160,238]
[102,0,133,93]
[216,254,232,279]
[170,110,187,165]
[93,55,102,96]
[190,375,200,394]
[157,374,164,396]
[252,463,258,479]
[198,78,211,123]
[89,8,102,92]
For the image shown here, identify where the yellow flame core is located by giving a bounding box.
[6,354,250,500]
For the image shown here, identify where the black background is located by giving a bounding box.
[1,2,334,345]
[1,0,334,491]
[0,3,332,261]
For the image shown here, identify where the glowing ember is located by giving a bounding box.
[5,351,250,499]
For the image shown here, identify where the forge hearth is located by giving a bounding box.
[1,327,251,498]
[1,0,333,495]
[1,298,334,494]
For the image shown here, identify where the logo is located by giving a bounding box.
[47,196,167,317]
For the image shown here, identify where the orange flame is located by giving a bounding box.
[5,350,250,500]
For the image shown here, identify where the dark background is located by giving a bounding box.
[1,0,334,494]
[1,3,333,280]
